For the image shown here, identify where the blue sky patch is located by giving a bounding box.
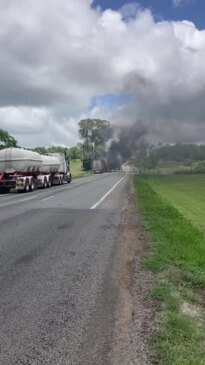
[93,0,205,29]
[90,93,134,109]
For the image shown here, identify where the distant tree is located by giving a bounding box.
[0,129,17,149]
[47,146,68,154]
[32,145,70,167]
[69,146,81,160]
[149,143,205,163]
[134,140,149,172]
[32,146,47,154]
[78,119,112,159]
[194,161,205,173]
[32,145,71,156]
[82,158,92,171]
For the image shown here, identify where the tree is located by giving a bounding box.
[32,146,47,154]
[32,145,70,167]
[0,129,17,149]
[69,146,81,160]
[47,146,69,154]
[32,145,71,156]
[78,119,112,159]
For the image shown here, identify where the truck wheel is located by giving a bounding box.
[25,180,30,193]
[68,174,72,183]
[43,177,48,189]
[30,179,35,192]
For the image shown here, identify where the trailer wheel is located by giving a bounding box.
[43,177,48,189]
[30,179,35,192]
[48,178,52,188]
[25,180,30,193]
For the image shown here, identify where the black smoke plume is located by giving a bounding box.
[107,122,147,168]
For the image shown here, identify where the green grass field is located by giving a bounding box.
[147,175,205,232]
[134,175,205,365]
[70,159,92,178]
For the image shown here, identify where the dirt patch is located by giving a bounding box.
[195,288,205,308]
[110,184,158,365]
[181,301,202,318]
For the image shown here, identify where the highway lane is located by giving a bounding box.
[0,173,117,206]
[0,173,124,207]
[0,172,130,365]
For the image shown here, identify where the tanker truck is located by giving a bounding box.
[0,148,71,194]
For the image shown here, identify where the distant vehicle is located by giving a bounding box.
[93,159,107,173]
[0,148,71,193]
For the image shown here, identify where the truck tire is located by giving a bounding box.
[29,179,35,192]
[48,180,51,188]
[68,175,71,183]
[25,180,30,193]
[43,177,48,189]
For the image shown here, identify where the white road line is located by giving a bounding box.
[90,175,126,210]
[41,195,55,201]
[20,195,38,202]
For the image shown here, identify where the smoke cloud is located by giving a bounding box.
[107,123,147,167]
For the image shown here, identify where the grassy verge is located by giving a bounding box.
[147,175,205,232]
[134,177,205,365]
[70,159,92,178]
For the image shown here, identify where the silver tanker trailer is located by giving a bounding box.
[0,148,71,193]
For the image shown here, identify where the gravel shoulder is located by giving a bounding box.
[109,183,158,365]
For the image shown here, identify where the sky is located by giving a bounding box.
[95,0,205,29]
[0,0,205,147]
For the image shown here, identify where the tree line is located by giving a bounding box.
[149,143,205,163]
[3,123,205,170]
[133,143,205,173]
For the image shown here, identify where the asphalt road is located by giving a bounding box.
[0,172,130,365]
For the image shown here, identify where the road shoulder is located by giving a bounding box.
[110,182,158,365]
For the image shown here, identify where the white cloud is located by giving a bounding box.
[0,0,204,146]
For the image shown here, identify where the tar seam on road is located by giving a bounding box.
[41,195,55,201]
[90,174,126,210]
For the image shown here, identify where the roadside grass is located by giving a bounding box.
[70,159,92,178]
[147,175,205,232]
[134,176,205,365]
